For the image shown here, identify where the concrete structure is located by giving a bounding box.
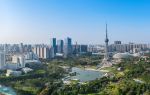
[6,69,22,77]
[80,45,88,53]
[100,24,112,67]
[114,41,121,45]
[113,53,135,63]
[49,47,55,58]
[32,45,50,59]
[104,24,109,61]
[11,55,25,69]
[19,43,24,53]
[57,40,64,53]
[0,52,6,70]
[43,47,50,59]
[109,43,148,53]
[72,44,88,55]
[50,38,57,54]
[133,53,141,57]
[88,45,103,53]
[24,52,34,60]
[113,53,133,59]
[63,37,72,57]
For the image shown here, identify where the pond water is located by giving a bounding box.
[70,67,104,82]
[0,85,16,95]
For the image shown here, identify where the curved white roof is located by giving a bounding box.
[132,53,141,57]
[113,53,133,59]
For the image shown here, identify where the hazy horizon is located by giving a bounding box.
[0,0,150,44]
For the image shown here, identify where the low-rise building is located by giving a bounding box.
[6,69,22,77]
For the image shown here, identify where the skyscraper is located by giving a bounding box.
[114,41,122,45]
[57,40,64,53]
[0,52,6,70]
[50,38,57,54]
[32,45,51,59]
[19,43,24,53]
[72,42,79,55]
[63,37,72,57]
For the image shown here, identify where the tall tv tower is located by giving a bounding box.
[99,24,112,68]
[104,23,109,61]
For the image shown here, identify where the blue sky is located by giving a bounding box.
[0,0,150,44]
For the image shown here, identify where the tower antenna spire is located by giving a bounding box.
[98,23,112,68]
[104,23,109,61]
[106,23,108,39]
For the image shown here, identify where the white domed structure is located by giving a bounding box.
[113,53,133,59]
[132,53,141,57]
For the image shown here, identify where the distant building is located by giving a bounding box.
[113,53,134,63]
[24,52,34,60]
[44,47,50,59]
[72,44,80,55]
[113,53,133,59]
[87,45,103,53]
[63,37,72,57]
[133,48,141,53]
[0,52,6,70]
[57,40,64,53]
[6,69,22,77]
[32,45,50,59]
[6,54,25,70]
[23,44,32,52]
[12,55,25,68]
[36,46,40,58]
[49,47,55,58]
[73,45,88,54]
[50,38,57,54]
[109,43,148,53]
[80,45,88,53]
[114,41,121,45]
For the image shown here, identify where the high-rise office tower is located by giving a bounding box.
[50,38,57,54]
[19,43,24,53]
[57,40,64,53]
[32,45,50,59]
[49,47,55,58]
[43,47,50,59]
[114,41,121,45]
[72,42,79,55]
[80,45,88,53]
[63,37,72,57]
[0,52,5,70]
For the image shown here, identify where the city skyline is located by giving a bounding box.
[0,0,150,44]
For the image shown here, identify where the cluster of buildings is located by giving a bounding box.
[0,37,89,76]
[0,39,150,71]
[0,38,89,71]
[0,37,150,71]
[109,41,149,53]
[0,44,39,76]
[32,37,88,59]
[0,23,150,76]
[87,42,150,54]
[98,24,150,68]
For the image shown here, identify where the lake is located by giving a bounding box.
[0,85,16,95]
[70,67,104,82]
